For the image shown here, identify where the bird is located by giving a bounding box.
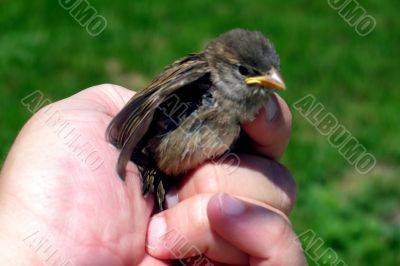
[107,29,286,211]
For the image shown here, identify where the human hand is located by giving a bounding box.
[0,84,306,265]
[0,84,160,265]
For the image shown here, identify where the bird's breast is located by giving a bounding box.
[152,104,240,176]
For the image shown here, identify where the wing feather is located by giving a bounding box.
[106,53,210,179]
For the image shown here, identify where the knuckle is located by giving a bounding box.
[183,195,211,255]
[265,213,293,245]
[191,195,211,235]
[272,163,297,213]
[193,164,222,194]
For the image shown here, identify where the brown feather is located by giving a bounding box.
[106,53,211,180]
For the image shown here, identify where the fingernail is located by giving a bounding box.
[218,193,246,217]
[147,215,167,248]
[165,188,179,209]
[265,94,278,122]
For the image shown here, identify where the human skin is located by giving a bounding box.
[0,84,306,265]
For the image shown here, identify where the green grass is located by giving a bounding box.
[1,0,399,264]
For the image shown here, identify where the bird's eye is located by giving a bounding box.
[238,65,251,76]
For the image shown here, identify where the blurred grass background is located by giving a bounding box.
[0,0,399,265]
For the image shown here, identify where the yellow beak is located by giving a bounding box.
[245,67,286,90]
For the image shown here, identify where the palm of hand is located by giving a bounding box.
[2,85,166,265]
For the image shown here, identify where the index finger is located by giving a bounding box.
[241,93,292,160]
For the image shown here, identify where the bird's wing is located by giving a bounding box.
[106,53,211,179]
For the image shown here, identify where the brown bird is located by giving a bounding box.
[107,29,286,210]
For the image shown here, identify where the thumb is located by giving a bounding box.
[207,193,307,266]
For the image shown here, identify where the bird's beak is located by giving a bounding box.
[245,67,286,90]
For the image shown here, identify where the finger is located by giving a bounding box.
[135,255,171,266]
[241,93,292,160]
[177,256,226,266]
[173,154,296,214]
[207,193,307,266]
[72,83,135,117]
[146,194,249,265]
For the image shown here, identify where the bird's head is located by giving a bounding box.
[205,29,286,109]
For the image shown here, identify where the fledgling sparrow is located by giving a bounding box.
[107,29,286,210]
